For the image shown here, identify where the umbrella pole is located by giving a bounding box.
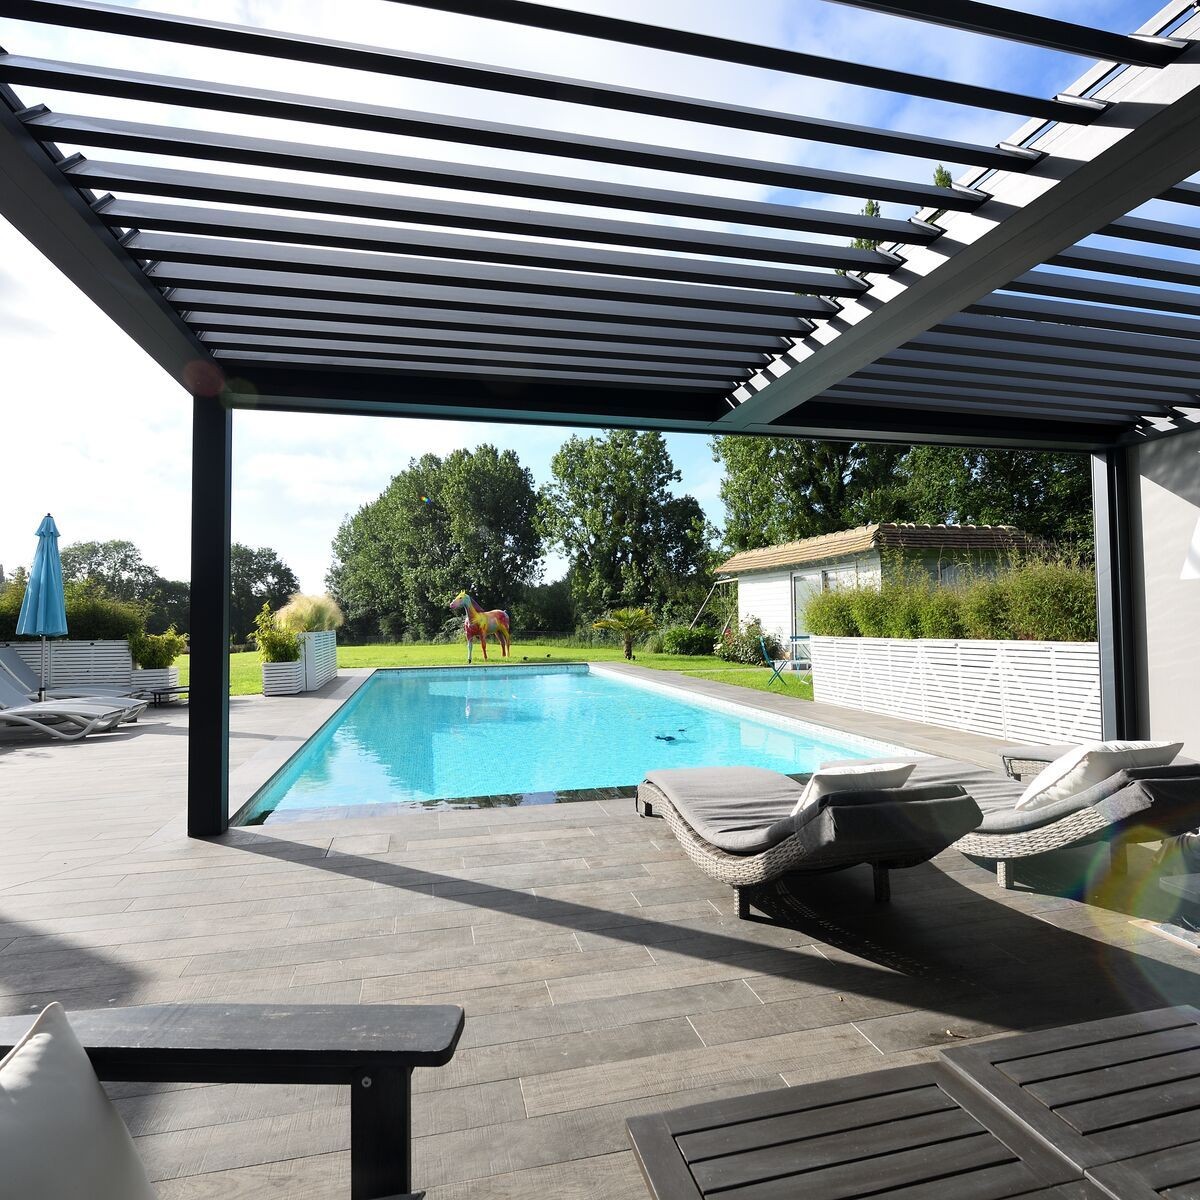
[40,635,47,703]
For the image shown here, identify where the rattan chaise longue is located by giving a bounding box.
[636,765,981,918]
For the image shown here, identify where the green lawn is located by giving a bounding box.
[174,643,812,701]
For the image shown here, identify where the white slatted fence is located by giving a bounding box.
[1,639,133,690]
[811,637,1101,743]
[301,631,338,692]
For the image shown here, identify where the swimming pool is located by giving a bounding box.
[235,664,910,824]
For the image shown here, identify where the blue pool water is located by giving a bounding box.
[237,665,895,823]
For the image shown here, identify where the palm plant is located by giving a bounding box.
[593,607,656,660]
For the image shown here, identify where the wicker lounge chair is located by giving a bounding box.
[637,766,981,918]
[901,757,1200,890]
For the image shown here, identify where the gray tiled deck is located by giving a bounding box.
[1,668,1196,1199]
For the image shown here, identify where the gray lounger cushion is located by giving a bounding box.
[643,766,978,857]
[643,767,803,853]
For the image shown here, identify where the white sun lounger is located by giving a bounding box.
[0,674,146,738]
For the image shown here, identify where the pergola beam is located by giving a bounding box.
[198,327,767,368]
[824,379,1161,418]
[132,235,836,316]
[0,87,208,388]
[71,159,898,272]
[967,292,1200,341]
[8,0,1098,127]
[103,199,872,294]
[153,269,813,336]
[820,388,1141,424]
[723,18,1200,430]
[0,55,988,211]
[874,348,1200,394]
[201,335,752,383]
[176,299,791,353]
[819,0,1184,67]
[934,312,1200,359]
[25,111,946,244]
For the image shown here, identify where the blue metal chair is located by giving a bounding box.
[759,637,789,685]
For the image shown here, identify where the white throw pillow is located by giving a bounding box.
[0,1003,158,1200]
[790,761,916,821]
[1015,740,1183,812]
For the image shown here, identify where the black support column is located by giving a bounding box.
[188,392,232,837]
[1091,448,1140,740]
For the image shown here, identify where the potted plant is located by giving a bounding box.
[129,626,187,697]
[276,594,343,691]
[255,603,302,696]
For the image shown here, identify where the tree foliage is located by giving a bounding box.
[900,447,1092,542]
[230,543,300,644]
[714,437,908,551]
[327,445,541,641]
[60,539,158,602]
[714,437,1092,552]
[58,538,190,634]
[539,431,714,619]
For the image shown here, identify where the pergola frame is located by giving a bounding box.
[0,0,1197,835]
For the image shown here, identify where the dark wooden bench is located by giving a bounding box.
[0,1001,464,1200]
[628,1005,1200,1200]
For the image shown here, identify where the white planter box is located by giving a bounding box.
[131,666,179,696]
[301,630,338,692]
[810,636,1102,744]
[262,659,303,696]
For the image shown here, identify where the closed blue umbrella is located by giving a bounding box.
[16,513,68,701]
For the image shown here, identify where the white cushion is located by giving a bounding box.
[1015,740,1183,812]
[790,761,917,820]
[0,1003,158,1200]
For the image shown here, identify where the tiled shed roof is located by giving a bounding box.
[718,523,1032,574]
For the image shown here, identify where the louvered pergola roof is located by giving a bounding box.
[2,0,1200,449]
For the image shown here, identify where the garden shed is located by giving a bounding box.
[719,523,1034,641]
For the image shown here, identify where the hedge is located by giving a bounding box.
[661,624,717,655]
[803,562,1096,642]
[0,579,144,641]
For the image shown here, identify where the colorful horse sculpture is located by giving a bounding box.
[449,591,511,663]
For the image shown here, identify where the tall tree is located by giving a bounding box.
[60,539,159,603]
[230,544,299,643]
[539,430,713,618]
[899,447,1093,542]
[714,437,909,552]
[327,445,541,640]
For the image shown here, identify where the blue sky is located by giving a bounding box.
[0,0,1168,589]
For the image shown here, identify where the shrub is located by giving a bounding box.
[642,630,665,654]
[803,590,859,638]
[849,588,889,638]
[961,578,1014,640]
[715,617,780,664]
[1004,561,1096,641]
[919,589,965,639]
[276,593,345,633]
[254,603,300,663]
[0,578,25,640]
[62,581,144,641]
[662,624,717,656]
[882,583,925,640]
[130,626,187,669]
